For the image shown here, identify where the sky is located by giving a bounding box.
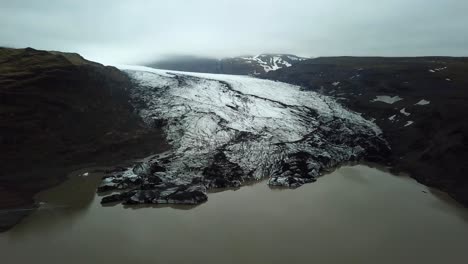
[1,0,468,64]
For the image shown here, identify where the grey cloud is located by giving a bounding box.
[1,0,467,64]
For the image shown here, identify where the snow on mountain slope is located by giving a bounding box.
[98,66,388,205]
[236,54,306,73]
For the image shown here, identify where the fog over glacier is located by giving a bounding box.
[1,0,468,64]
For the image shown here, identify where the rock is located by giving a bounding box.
[307,162,319,172]
[151,165,166,173]
[97,179,119,192]
[268,175,316,188]
[289,165,299,171]
[140,176,162,190]
[307,171,317,178]
[132,162,151,177]
[165,188,208,205]
[191,177,203,184]
[101,191,136,204]
[125,190,160,205]
[118,184,208,205]
[231,180,242,188]
[268,177,289,187]
[101,194,122,204]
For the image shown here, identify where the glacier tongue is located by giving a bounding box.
[98,66,388,205]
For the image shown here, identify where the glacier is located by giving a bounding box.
[98,66,389,205]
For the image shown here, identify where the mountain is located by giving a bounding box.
[0,48,168,231]
[3,48,468,230]
[145,55,220,73]
[145,54,307,75]
[221,54,307,75]
[262,56,468,206]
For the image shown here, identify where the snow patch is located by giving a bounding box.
[400,108,411,116]
[429,67,448,73]
[415,99,430,106]
[404,121,414,127]
[235,54,306,73]
[371,96,403,104]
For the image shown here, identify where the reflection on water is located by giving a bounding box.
[1,165,468,264]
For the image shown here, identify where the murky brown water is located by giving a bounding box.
[1,165,468,264]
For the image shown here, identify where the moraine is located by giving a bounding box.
[98,66,389,205]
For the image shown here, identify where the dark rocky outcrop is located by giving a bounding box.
[263,56,468,206]
[0,47,169,231]
[99,156,208,205]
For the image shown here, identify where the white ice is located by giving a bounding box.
[115,65,385,184]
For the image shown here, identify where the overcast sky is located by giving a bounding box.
[1,0,468,64]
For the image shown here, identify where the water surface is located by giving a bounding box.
[1,165,468,264]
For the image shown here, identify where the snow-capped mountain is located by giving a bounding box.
[145,54,308,75]
[223,54,307,74]
[98,66,388,205]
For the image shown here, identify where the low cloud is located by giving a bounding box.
[1,0,467,64]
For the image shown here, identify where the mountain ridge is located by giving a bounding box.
[145,54,307,75]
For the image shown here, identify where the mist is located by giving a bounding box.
[1,0,468,64]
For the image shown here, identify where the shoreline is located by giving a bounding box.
[0,129,171,232]
[5,159,466,233]
[3,164,468,264]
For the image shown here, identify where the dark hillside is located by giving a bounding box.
[0,48,168,230]
[264,56,468,206]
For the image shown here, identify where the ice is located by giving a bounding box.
[110,65,387,190]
